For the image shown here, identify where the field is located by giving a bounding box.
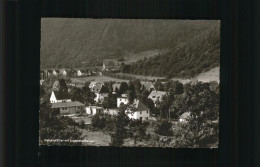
[70,75,129,83]
[123,49,168,64]
[80,129,111,146]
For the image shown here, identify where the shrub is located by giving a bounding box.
[91,114,106,129]
[155,119,172,136]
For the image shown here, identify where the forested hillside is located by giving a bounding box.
[41,19,219,68]
[121,24,220,78]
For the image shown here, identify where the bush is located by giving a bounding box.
[91,114,106,129]
[155,119,172,136]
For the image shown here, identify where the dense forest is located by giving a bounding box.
[41,19,219,69]
[120,25,220,78]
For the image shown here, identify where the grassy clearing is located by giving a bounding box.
[80,129,111,146]
[70,75,129,83]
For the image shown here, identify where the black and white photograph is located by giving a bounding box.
[39,18,220,148]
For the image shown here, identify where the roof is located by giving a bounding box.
[53,91,71,100]
[86,106,104,109]
[103,59,119,66]
[92,84,109,93]
[54,70,60,73]
[148,90,167,98]
[89,81,97,87]
[112,83,121,92]
[51,101,84,108]
[141,82,155,90]
[132,99,149,111]
[179,112,191,119]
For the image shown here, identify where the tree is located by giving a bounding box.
[118,82,128,94]
[164,80,184,95]
[154,81,164,91]
[58,78,68,93]
[69,87,84,103]
[155,119,172,136]
[103,92,117,109]
[91,114,106,129]
[171,82,219,120]
[173,115,218,148]
[133,79,142,94]
[127,81,136,104]
[39,102,82,145]
[110,104,129,146]
[40,85,46,98]
[82,83,96,105]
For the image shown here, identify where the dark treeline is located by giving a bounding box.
[120,26,220,79]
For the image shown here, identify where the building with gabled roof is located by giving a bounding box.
[179,112,192,123]
[51,101,84,115]
[148,90,167,106]
[112,83,121,94]
[141,82,155,92]
[50,91,71,103]
[102,59,120,71]
[85,106,104,115]
[125,99,150,121]
[91,83,109,103]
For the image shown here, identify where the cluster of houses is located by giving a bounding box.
[48,80,171,122]
[40,68,94,80]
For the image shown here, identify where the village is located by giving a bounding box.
[39,59,219,147]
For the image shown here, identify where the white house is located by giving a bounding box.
[91,83,109,103]
[85,106,104,115]
[104,108,119,115]
[77,70,82,76]
[148,90,167,106]
[52,70,59,76]
[51,101,84,115]
[89,81,98,89]
[50,91,71,103]
[125,99,150,121]
[59,69,67,76]
[117,97,129,107]
[179,112,192,123]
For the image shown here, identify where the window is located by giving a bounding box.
[152,96,156,98]
[140,111,142,114]
[147,111,148,114]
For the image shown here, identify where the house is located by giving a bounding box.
[125,99,150,121]
[148,90,167,106]
[46,70,53,78]
[59,69,67,76]
[89,81,98,89]
[50,91,71,103]
[51,101,85,115]
[117,96,129,107]
[141,82,155,92]
[76,70,82,76]
[85,106,104,115]
[91,83,109,103]
[104,108,119,115]
[179,112,192,123]
[112,83,121,94]
[102,59,120,71]
[40,79,44,85]
[53,69,59,76]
